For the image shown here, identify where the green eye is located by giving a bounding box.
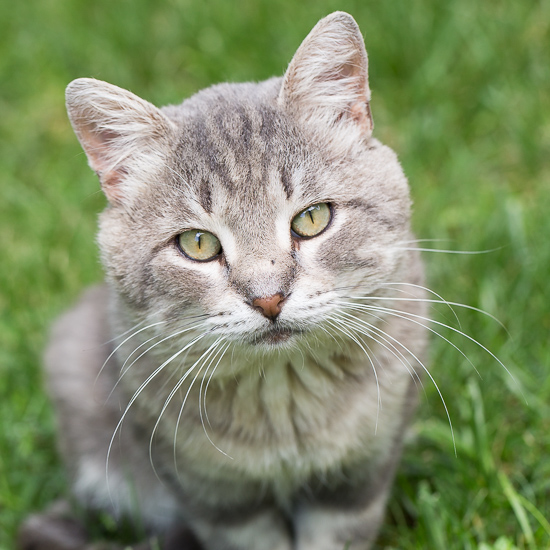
[177,230,221,261]
[291,203,332,238]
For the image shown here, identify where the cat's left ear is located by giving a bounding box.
[66,78,177,205]
[279,12,373,138]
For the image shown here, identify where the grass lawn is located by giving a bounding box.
[1,0,549,548]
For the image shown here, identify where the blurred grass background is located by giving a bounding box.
[0,0,549,548]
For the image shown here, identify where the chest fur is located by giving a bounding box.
[124,343,413,492]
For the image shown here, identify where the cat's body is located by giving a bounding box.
[20,12,428,550]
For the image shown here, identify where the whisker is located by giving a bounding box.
[199,342,234,459]
[101,319,147,345]
[173,338,227,476]
[118,332,166,377]
[150,325,211,401]
[379,281,462,328]
[316,323,346,355]
[105,332,208,502]
[106,321,208,403]
[96,320,167,385]
[146,336,222,474]
[378,281,508,331]
[394,247,503,255]
[326,317,381,433]
[339,302,481,378]
[343,295,508,332]
[398,239,452,244]
[332,310,423,390]
[361,302,514,378]
[332,307,456,453]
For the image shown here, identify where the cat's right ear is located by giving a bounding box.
[279,12,373,140]
[66,78,177,205]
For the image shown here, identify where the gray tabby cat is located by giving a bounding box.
[20,11,428,550]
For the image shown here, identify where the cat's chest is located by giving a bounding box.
[142,349,409,486]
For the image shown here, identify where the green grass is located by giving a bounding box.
[1,0,549,548]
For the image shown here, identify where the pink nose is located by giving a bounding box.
[252,294,285,320]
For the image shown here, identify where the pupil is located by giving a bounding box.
[195,232,202,249]
[308,209,315,224]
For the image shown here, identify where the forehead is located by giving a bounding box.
[169,97,324,225]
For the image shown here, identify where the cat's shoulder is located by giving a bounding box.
[44,284,112,381]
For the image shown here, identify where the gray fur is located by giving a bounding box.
[20,12,428,550]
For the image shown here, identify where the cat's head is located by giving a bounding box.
[66,12,412,354]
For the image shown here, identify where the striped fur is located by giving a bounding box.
[21,12,428,550]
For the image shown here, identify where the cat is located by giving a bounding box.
[19,11,428,550]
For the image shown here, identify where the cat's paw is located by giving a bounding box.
[162,526,203,550]
[17,500,89,550]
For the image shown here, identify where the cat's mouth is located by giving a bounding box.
[251,326,298,346]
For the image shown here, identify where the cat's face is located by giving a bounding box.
[67,13,412,355]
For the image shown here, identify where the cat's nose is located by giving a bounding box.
[252,294,286,321]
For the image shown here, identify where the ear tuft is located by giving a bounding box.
[66,78,176,204]
[279,12,373,138]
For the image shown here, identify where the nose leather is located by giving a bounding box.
[252,294,285,320]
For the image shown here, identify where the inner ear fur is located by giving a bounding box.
[66,78,176,204]
[279,12,373,136]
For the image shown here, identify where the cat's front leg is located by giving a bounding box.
[294,495,387,550]
[192,508,292,550]
[294,465,397,550]
[17,499,179,550]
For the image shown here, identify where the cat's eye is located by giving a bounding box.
[177,230,221,261]
[291,203,332,238]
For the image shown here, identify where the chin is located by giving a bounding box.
[247,326,300,350]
